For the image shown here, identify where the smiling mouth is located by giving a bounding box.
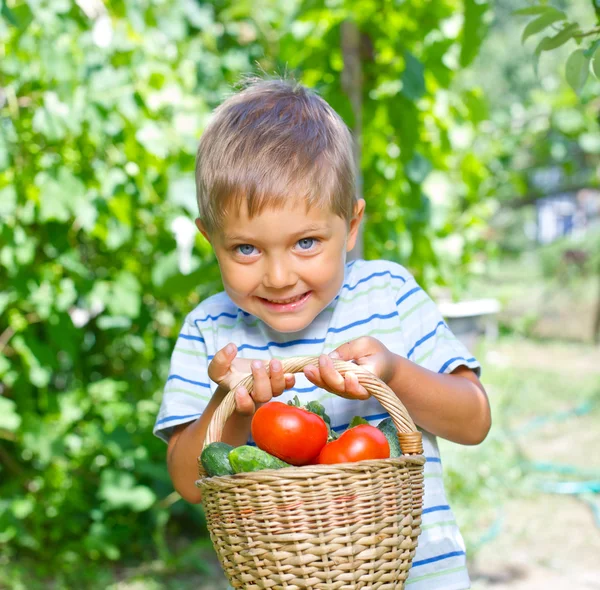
[261,292,308,304]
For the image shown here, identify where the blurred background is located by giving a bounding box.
[1,0,599,588]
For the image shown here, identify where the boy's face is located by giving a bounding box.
[196,199,365,333]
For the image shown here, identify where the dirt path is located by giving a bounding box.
[468,339,600,589]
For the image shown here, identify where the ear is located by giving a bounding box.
[346,199,365,252]
[195,218,212,243]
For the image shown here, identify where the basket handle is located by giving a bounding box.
[201,356,423,460]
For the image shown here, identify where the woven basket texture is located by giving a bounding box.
[197,357,425,589]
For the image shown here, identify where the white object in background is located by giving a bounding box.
[438,298,501,351]
[170,216,197,275]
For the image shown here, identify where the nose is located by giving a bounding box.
[263,256,297,290]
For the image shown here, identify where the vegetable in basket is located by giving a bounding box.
[200,442,235,476]
[317,424,390,465]
[229,445,291,473]
[251,400,328,465]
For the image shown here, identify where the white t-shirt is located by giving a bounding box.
[155,258,480,589]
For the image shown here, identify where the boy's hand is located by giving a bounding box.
[208,343,296,415]
[303,337,397,400]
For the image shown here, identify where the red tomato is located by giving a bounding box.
[251,402,328,466]
[317,424,390,465]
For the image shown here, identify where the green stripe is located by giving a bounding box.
[199,318,260,333]
[406,565,467,585]
[336,282,394,304]
[415,334,457,364]
[420,519,457,532]
[323,326,402,351]
[423,473,442,479]
[165,388,211,402]
[399,298,428,320]
[416,349,434,364]
[174,347,208,358]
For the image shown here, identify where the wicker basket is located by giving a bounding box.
[197,357,425,589]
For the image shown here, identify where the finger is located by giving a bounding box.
[269,359,286,396]
[234,386,255,416]
[329,340,354,361]
[303,364,326,388]
[318,354,346,392]
[250,360,272,404]
[284,373,296,390]
[208,342,237,382]
[345,371,370,400]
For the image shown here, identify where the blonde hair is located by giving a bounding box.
[195,77,356,234]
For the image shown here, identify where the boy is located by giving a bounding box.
[155,77,491,589]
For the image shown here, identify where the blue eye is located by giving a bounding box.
[236,244,256,256]
[297,238,317,250]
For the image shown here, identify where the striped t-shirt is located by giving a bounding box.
[155,258,480,590]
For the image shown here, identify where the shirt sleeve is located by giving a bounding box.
[396,277,481,376]
[153,313,214,443]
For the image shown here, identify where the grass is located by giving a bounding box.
[439,335,600,557]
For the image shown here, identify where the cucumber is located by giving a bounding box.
[377,417,403,458]
[228,445,291,474]
[200,442,235,477]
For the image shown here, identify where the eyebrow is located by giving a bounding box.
[223,224,331,242]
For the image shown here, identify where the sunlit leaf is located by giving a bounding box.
[592,44,600,80]
[565,49,590,94]
[0,396,21,431]
[521,11,567,44]
[460,0,489,68]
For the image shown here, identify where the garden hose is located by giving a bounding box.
[473,392,600,550]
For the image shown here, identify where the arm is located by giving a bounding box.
[387,357,490,445]
[167,345,296,503]
[167,389,253,504]
[304,340,491,446]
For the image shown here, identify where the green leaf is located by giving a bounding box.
[460,0,489,68]
[521,11,567,44]
[405,154,432,184]
[0,1,18,26]
[107,272,141,318]
[513,6,561,16]
[565,49,590,94]
[99,470,157,512]
[348,415,368,428]
[592,45,600,80]
[0,397,21,432]
[534,23,580,54]
[583,38,600,59]
[401,51,425,101]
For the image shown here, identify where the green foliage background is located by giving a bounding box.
[5,0,595,584]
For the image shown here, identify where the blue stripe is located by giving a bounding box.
[406,321,446,359]
[225,311,400,353]
[412,550,466,568]
[167,375,211,388]
[422,504,450,515]
[395,286,421,306]
[192,269,405,324]
[327,311,398,333]
[178,333,205,343]
[332,412,390,432]
[439,356,477,373]
[156,413,201,426]
[425,456,441,463]
[291,385,318,393]
[237,338,325,352]
[194,312,238,324]
[343,270,406,292]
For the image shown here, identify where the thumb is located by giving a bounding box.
[329,340,357,362]
[208,342,237,383]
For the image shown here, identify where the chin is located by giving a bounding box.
[262,315,314,333]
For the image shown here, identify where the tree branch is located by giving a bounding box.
[574,26,600,39]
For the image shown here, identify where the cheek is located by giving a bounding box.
[221,263,258,295]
